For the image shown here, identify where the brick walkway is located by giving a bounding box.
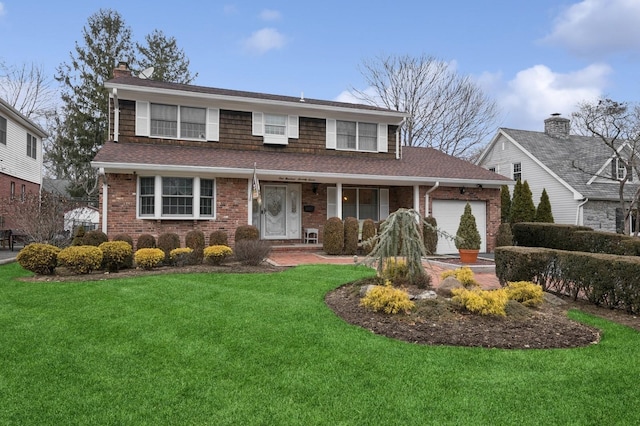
[267,251,501,290]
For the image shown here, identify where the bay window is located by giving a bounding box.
[138,176,215,219]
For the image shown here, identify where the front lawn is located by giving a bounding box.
[0,263,639,425]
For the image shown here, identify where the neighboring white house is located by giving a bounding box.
[0,96,48,229]
[477,114,640,233]
[64,206,100,234]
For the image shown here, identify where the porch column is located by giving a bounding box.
[101,176,108,234]
[413,185,420,214]
[336,182,343,219]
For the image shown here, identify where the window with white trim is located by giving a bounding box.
[150,103,207,140]
[613,158,633,182]
[513,162,521,181]
[27,133,37,159]
[337,121,377,152]
[0,116,6,145]
[342,187,379,221]
[138,176,215,219]
[252,112,298,145]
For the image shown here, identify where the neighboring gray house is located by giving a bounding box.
[477,114,640,233]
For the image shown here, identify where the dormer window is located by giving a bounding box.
[613,158,633,182]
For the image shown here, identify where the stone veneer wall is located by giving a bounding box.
[583,200,619,233]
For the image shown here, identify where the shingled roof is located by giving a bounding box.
[92,142,511,187]
[500,128,639,200]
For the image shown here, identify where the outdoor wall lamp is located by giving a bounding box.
[459,187,465,194]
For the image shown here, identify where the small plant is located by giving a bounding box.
[99,241,133,272]
[209,230,228,247]
[323,217,344,255]
[185,230,205,265]
[451,287,509,317]
[423,215,438,255]
[157,232,181,264]
[83,230,109,247]
[136,233,156,250]
[360,281,415,314]
[170,247,194,267]
[134,248,165,270]
[203,245,232,265]
[455,203,481,250]
[16,243,61,275]
[58,246,103,274]
[235,225,259,242]
[343,217,359,255]
[506,281,544,307]
[381,257,409,283]
[440,266,478,288]
[233,240,271,266]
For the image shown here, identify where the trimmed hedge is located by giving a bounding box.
[511,222,592,250]
[99,241,133,272]
[361,219,377,255]
[136,234,156,250]
[83,230,109,247]
[16,243,61,275]
[157,233,181,264]
[58,245,103,274]
[343,217,359,255]
[323,217,344,255]
[185,230,205,265]
[209,230,228,247]
[235,225,259,242]
[495,246,640,313]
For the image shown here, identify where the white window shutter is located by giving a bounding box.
[288,115,299,139]
[377,124,388,152]
[136,101,150,136]
[327,186,337,218]
[326,119,336,149]
[252,112,264,136]
[379,188,389,220]
[206,108,219,141]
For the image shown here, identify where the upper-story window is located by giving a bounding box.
[137,101,219,141]
[138,176,215,219]
[513,162,521,181]
[613,158,633,182]
[337,121,377,152]
[0,116,6,145]
[27,133,37,159]
[252,112,298,145]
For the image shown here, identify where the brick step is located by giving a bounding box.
[270,243,322,253]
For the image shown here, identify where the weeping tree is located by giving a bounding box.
[365,208,429,285]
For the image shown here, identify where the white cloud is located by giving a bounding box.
[543,0,640,57]
[242,28,287,54]
[259,9,281,21]
[493,63,612,130]
[223,4,237,15]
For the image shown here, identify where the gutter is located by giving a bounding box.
[575,198,588,225]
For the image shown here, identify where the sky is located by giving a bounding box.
[1,0,640,133]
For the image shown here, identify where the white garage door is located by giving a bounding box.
[431,200,486,254]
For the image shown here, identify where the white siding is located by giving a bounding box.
[480,134,580,225]
[0,114,42,185]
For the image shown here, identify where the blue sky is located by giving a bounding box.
[1,0,640,132]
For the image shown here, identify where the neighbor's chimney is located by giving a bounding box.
[113,61,132,78]
[544,113,570,138]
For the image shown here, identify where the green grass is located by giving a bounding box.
[1,262,639,425]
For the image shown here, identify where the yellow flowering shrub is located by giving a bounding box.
[134,248,165,270]
[16,243,61,275]
[99,241,133,272]
[204,245,233,265]
[451,288,509,317]
[170,247,194,267]
[58,245,103,274]
[360,281,415,315]
[506,281,544,307]
[440,266,478,288]
[381,257,409,283]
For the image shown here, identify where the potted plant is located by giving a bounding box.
[455,202,481,263]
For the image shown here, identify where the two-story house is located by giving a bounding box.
[477,114,640,233]
[91,63,512,253]
[0,97,48,229]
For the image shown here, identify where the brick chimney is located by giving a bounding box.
[113,61,132,78]
[544,113,570,138]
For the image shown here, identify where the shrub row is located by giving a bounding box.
[495,246,640,313]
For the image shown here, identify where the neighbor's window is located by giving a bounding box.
[0,116,6,145]
[337,121,377,152]
[342,187,379,221]
[20,184,25,201]
[513,162,522,181]
[150,103,178,137]
[27,133,37,159]
[10,181,15,200]
[138,176,215,219]
[488,167,496,172]
[613,158,632,181]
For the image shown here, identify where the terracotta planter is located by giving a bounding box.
[458,249,479,264]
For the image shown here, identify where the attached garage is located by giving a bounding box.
[431,200,487,254]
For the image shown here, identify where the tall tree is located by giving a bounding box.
[48,9,136,200]
[535,188,554,223]
[0,61,57,121]
[136,29,197,84]
[351,53,500,158]
[510,180,535,224]
[500,185,511,223]
[572,98,640,234]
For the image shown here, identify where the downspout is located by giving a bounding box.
[396,118,406,160]
[112,88,119,142]
[424,181,440,217]
[99,168,108,234]
[575,198,588,225]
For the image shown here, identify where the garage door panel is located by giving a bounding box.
[431,200,486,254]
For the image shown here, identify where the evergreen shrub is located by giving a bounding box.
[58,245,103,274]
[185,230,205,264]
[360,219,377,254]
[209,230,228,247]
[99,241,133,272]
[170,247,194,267]
[16,243,61,275]
[136,233,156,250]
[323,217,344,255]
[455,203,481,250]
[495,223,513,247]
[343,217,359,255]
[451,288,509,317]
[83,230,109,247]
[235,225,259,242]
[360,282,415,314]
[134,248,165,270]
[423,215,438,255]
[157,232,181,264]
[204,245,233,265]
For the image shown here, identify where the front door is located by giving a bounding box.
[261,184,301,240]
